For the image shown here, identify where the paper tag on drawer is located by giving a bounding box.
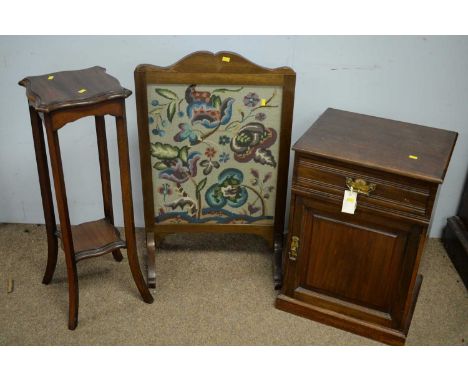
[342,189,357,214]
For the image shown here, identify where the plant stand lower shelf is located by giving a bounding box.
[56,219,126,262]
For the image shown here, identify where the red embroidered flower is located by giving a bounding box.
[205,147,217,159]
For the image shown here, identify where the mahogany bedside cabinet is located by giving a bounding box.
[19,66,153,330]
[276,108,457,345]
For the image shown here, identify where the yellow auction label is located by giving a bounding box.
[47,75,54,80]
[78,88,87,94]
[222,56,231,62]
[408,155,418,160]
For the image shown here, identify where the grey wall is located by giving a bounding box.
[1,36,467,237]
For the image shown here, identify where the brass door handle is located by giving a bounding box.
[288,236,299,261]
[346,177,376,196]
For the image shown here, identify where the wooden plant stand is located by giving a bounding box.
[19,66,153,330]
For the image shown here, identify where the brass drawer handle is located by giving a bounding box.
[346,177,376,196]
[289,236,299,261]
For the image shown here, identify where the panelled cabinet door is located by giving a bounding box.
[283,194,425,331]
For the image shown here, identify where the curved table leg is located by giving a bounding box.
[95,115,122,264]
[115,111,153,303]
[67,264,79,330]
[44,116,80,329]
[29,107,59,284]
[43,233,59,285]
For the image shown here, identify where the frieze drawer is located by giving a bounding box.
[293,154,436,221]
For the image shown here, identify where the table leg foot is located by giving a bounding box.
[67,267,79,330]
[112,249,124,262]
[42,234,58,284]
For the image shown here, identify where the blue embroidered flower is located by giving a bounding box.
[187,99,234,129]
[151,100,159,106]
[174,123,200,145]
[185,85,234,129]
[218,135,231,145]
[219,152,230,163]
[152,127,165,137]
[178,111,184,117]
[205,168,248,209]
[148,116,155,124]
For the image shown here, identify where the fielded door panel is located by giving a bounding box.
[286,195,424,328]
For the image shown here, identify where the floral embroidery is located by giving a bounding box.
[243,92,260,107]
[149,84,281,224]
[205,147,217,159]
[200,159,220,175]
[186,85,235,129]
[158,183,172,201]
[219,152,230,163]
[248,203,260,215]
[255,112,266,121]
[174,123,199,145]
[205,169,248,209]
[230,122,277,167]
[159,155,200,183]
[152,127,166,137]
[150,142,201,184]
[246,168,275,216]
[218,135,231,145]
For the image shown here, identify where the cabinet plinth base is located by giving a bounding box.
[275,274,423,346]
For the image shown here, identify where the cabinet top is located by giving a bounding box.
[19,66,131,113]
[293,108,458,184]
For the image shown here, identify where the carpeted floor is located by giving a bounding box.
[0,223,467,345]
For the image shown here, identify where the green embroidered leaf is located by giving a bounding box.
[211,95,222,109]
[155,88,178,100]
[153,161,168,170]
[178,146,189,163]
[212,87,244,93]
[150,142,179,160]
[254,148,277,167]
[167,101,176,122]
[225,121,240,131]
[196,177,207,194]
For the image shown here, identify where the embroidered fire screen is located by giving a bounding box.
[135,52,296,288]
